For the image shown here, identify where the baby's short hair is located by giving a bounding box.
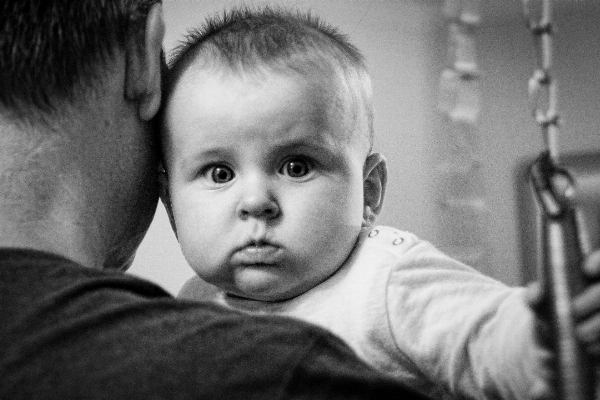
[163,6,374,153]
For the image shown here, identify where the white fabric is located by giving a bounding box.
[182,226,545,400]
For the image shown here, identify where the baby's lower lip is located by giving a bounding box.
[231,245,282,265]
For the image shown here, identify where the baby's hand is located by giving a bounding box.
[525,249,600,400]
[524,281,555,400]
[573,249,600,357]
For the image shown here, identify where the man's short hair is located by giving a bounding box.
[0,0,161,119]
[163,7,374,152]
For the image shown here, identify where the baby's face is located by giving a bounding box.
[163,69,366,301]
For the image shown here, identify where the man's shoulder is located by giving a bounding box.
[2,248,393,399]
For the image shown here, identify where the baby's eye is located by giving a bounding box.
[281,158,312,178]
[207,165,235,183]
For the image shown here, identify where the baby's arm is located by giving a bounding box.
[526,249,600,399]
[386,241,548,400]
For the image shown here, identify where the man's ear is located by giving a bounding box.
[158,166,178,237]
[125,3,165,120]
[362,152,387,228]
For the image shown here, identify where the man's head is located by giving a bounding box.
[0,0,165,270]
[159,8,386,301]
[1,0,163,120]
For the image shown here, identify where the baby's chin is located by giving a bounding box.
[227,267,315,302]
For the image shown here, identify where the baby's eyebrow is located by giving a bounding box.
[271,138,336,155]
[178,147,233,171]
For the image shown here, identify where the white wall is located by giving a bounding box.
[476,1,600,284]
[128,0,600,294]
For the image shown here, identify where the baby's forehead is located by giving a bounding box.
[171,63,347,118]
[165,63,368,150]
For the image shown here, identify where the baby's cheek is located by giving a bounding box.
[303,216,359,261]
[176,220,216,274]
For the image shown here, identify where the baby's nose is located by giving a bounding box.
[237,186,281,220]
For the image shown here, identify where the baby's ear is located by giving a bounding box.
[362,152,387,227]
[158,165,178,237]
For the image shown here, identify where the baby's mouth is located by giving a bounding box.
[231,243,282,265]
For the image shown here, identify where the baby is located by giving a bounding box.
[159,7,600,400]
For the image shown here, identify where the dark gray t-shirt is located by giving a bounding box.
[0,249,428,399]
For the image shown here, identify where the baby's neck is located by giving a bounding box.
[221,291,291,313]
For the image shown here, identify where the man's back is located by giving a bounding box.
[1,249,428,399]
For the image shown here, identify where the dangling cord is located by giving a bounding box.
[523,0,560,164]
[523,2,596,400]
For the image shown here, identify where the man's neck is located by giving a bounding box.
[0,116,108,269]
[0,218,103,268]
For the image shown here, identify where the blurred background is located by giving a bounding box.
[128,0,600,295]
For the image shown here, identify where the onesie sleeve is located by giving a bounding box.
[381,232,547,400]
[178,274,221,301]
